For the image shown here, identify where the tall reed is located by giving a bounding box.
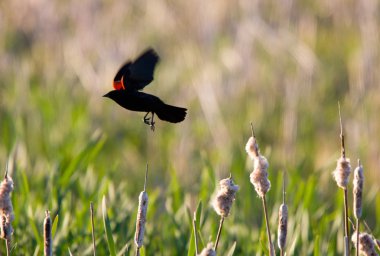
[246,124,275,256]
[332,104,351,256]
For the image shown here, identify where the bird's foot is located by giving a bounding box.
[143,112,155,131]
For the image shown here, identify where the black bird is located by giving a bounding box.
[103,48,187,130]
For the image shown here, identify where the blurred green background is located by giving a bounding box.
[0,0,379,255]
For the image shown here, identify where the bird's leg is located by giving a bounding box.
[150,113,155,131]
[143,112,155,131]
[143,112,151,125]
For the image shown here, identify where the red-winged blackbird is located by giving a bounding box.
[103,48,187,130]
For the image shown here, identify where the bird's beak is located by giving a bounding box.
[103,93,108,98]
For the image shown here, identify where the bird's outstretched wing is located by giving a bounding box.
[125,48,160,90]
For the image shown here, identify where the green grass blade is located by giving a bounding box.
[226,241,237,256]
[102,196,117,256]
[51,214,58,238]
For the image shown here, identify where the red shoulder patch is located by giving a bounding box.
[113,80,125,90]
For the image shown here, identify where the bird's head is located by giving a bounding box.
[103,90,118,99]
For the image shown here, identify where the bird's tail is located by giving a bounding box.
[155,103,187,123]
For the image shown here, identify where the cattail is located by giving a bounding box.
[135,191,148,248]
[353,160,364,219]
[246,124,274,255]
[0,172,14,244]
[333,156,351,189]
[213,176,239,252]
[213,176,239,218]
[277,172,288,255]
[250,156,271,198]
[198,243,216,256]
[334,104,351,256]
[134,165,149,256]
[44,210,52,256]
[278,204,288,250]
[245,136,259,160]
[351,231,379,256]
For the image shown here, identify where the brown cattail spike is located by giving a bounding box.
[278,171,288,252]
[44,210,52,256]
[353,159,364,219]
[134,166,149,251]
[278,204,288,250]
[351,232,379,256]
[0,171,14,242]
[198,243,216,256]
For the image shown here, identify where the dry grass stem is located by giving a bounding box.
[44,210,52,256]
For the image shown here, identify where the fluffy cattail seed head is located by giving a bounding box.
[134,191,148,248]
[333,157,351,189]
[44,210,52,256]
[250,156,271,197]
[353,160,364,219]
[246,136,260,160]
[277,203,288,250]
[351,231,378,256]
[198,243,216,256]
[0,174,14,241]
[213,177,239,217]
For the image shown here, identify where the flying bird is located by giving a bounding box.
[103,48,187,131]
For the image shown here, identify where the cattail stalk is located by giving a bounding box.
[44,211,52,256]
[0,167,14,256]
[332,104,351,256]
[135,165,149,256]
[246,124,275,256]
[353,160,364,256]
[212,175,239,252]
[90,202,96,256]
[278,172,288,256]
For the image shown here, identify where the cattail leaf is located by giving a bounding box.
[197,229,205,250]
[226,241,237,256]
[116,242,130,256]
[29,216,42,246]
[102,196,117,256]
[68,248,73,256]
[60,131,105,187]
[195,201,203,229]
[187,231,196,256]
[51,214,59,238]
[313,235,320,255]
[168,167,182,213]
[33,245,40,256]
[139,247,146,256]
